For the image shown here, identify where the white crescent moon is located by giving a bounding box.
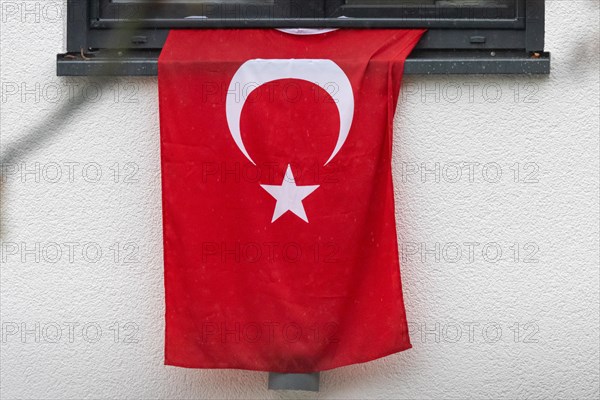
[225,59,354,166]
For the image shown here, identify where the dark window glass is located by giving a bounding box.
[330,0,518,20]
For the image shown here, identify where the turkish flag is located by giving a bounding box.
[159,28,426,373]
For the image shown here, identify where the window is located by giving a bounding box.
[57,0,549,75]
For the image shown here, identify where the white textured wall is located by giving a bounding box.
[0,0,598,398]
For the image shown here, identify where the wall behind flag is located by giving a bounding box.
[1,1,599,398]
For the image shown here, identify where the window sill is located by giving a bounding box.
[56,49,550,76]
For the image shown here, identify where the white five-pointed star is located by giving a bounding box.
[260,165,319,223]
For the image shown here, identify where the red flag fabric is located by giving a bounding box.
[159,28,426,373]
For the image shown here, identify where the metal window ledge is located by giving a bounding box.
[56,50,550,76]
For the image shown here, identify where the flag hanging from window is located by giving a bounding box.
[158,28,426,373]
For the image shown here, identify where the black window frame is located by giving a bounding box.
[57,0,550,75]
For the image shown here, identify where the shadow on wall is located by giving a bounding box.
[0,7,157,239]
[0,78,113,239]
[562,0,599,72]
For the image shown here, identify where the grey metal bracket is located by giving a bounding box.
[268,372,320,392]
[56,50,550,76]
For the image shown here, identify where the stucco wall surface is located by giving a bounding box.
[0,0,598,398]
